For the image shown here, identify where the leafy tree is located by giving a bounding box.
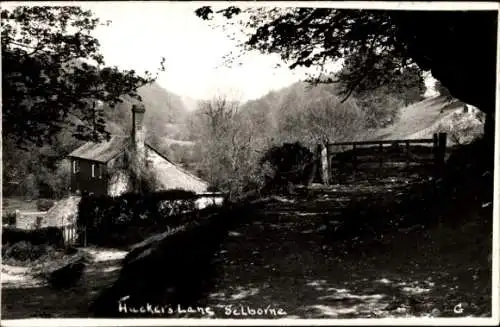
[277,91,365,145]
[195,8,425,101]
[195,7,497,141]
[1,6,165,148]
[434,80,454,101]
[343,61,426,128]
[1,132,77,199]
[353,89,403,129]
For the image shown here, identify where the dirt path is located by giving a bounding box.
[200,177,491,319]
[1,248,127,319]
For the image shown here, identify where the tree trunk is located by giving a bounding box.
[484,111,495,170]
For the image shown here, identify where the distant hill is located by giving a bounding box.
[179,94,202,113]
[240,81,356,117]
[369,96,464,140]
[105,82,190,133]
[239,81,362,141]
[74,82,201,177]
[239,83,483,146]
[366,96,484,145]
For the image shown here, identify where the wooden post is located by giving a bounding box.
[379,143,383,169]
[14,210,20,227]
[405,141,410,168]
[432,133,439,167]
[320,143,330,185]
[352,144,357,178]
[307,144,321,186]
[328,154,334,184]
[432,132,447,175]
[437,132,447,168]
[83,225,87,248]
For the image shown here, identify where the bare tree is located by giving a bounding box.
[189,94,268,198]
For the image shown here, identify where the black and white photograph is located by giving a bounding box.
[1,1,499,325]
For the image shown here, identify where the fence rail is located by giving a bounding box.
[327,137,436,148]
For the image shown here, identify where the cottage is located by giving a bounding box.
[67,104,208,196]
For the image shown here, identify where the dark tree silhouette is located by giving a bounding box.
[434,80,454,101]
[195,7,497,141]
[1,6,165,148]
[340,61,426,128]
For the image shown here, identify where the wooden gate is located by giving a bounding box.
[61,223,78,246]
[314,133,447,184]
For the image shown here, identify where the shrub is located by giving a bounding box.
[36,199,55,211]
[2,211,17,226]
[2,241,51,262]
[444,137,494,205]
[260,142,314,192]
[207,185,220,192]
[77,189,199,246]
[2,226,64,248]
[158,199,195,217]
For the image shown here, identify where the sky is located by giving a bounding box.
[79,2,318,102]
[4,1,462,101]
[82,2,443,101]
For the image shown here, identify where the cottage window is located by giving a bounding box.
[72,160,79,173]
[98,164,103,179]
[91,164,96,178]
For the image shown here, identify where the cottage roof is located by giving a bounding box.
[67,135,208,192]
[67,136,129,163]
[145,143,208,192]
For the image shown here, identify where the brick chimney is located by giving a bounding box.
[130,104,146,174]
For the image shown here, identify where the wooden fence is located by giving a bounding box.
[61,223,78,246]
[315,132,447,184]
[13,210,78,246]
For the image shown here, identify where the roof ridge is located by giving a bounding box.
[67,136,130,163]
[145,142,207,184]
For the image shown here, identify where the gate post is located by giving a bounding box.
[320,143,330,185]
[432,132,447,176]
[14,210,20,227]
[405,141,411,169]
[432,133,439,166]
[378,143,383,169]
[307,144,321,186]
[437,132,447,169]
[352,144,357,179]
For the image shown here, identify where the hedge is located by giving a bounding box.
[2,226,64,248]
[77,189,201,246]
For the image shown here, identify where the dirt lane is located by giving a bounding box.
[1,248,127,319]
[200,180,491,318]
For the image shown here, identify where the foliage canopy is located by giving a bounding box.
[2,6,165,148]
[195,7,497,114]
